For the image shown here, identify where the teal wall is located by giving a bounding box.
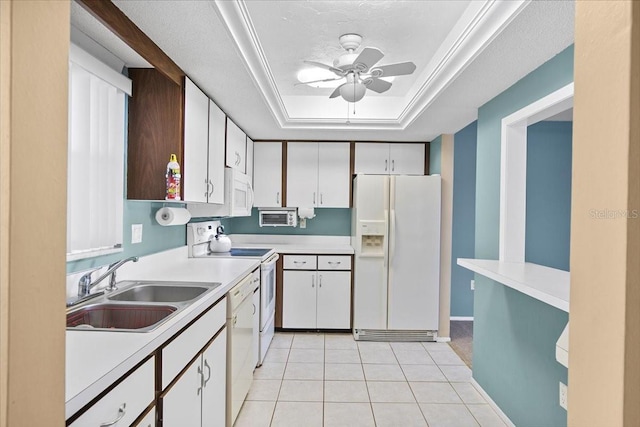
[221,208,351,236]
[67,93,186,274]
[429,135,442,174]
[526,121,573,271]
[473,45,573,427]
[451,121,477,317]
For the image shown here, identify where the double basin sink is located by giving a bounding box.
[66,281,222,333]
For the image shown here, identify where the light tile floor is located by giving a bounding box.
[234,333,507,427]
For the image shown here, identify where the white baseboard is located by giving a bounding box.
[436,336,451,343]
[451,316,474,321]
[471,378,516,427]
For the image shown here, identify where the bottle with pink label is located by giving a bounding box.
[165,153,181,200]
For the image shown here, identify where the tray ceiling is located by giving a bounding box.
[71,0,575,141]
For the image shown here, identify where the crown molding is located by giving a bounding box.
[212,0,530,131]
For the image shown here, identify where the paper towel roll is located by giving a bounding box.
[155,207,191,226]
[298,207,315,219]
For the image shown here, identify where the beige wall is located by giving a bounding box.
[0,1,69,425]
[438,134,453,339]
[570,1,639,425]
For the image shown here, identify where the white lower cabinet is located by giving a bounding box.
[70,357,155,427]
[162,328,227,427]
[316,271,351,329]
[283,270,317,328]
[282,255,351,329]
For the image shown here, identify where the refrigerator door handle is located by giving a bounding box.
[383,209,389,267]
[390,209,397,262]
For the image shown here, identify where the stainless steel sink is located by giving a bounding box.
[66,280,222,332]
[108,284,212,302]
[67,303,178,332]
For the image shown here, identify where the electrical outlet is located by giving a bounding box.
[131,224,143,244]
[559,381,568,410]
[299,218,307,229]
[471,279,475,290]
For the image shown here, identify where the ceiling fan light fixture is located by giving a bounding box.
[339,81,366,102]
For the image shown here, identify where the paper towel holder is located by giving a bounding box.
[155,207,191,226]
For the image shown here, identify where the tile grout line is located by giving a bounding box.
[356,339,378,427]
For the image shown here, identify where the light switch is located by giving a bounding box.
[131,224,143,244]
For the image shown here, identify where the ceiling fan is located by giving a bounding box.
[299,33,417,103]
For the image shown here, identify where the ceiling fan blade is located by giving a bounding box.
[353,47,384,72]
[329,84,346,99]
[294,77,344,86]
[365,78,392,94]
[303,60,345,76]
[370,61,416,77]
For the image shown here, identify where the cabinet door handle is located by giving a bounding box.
[311,275,315,288]
[235,152,241,165]
[313,192,316,205]
[392,159,395,171]
[99,403,126,426]
[208,179,214,197]
[385,159,388,171]
[197,365,204,395]
[327,261,341,265]
[319,274,322,288]
[320,193,323,205]
[203,359,212,387]
[253,303,256,315]
[204,179,209,199]
[293,261,306,265]
[276,191,280,205]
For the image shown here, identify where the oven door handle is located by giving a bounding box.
[261,253,280,269]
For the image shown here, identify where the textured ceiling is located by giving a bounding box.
[244,1,471,97]
[70,0,575,141]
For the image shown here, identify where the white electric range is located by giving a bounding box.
[187,221,278,367]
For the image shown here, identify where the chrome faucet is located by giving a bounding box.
[77,256,139,297]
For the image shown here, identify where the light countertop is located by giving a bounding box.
[65,248,260,418]
[229,234,354,255]
[457,258,570,312]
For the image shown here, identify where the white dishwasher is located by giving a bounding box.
[227,273,259,427]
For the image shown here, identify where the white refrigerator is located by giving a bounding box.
[351,174,441,340]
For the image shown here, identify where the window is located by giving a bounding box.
[67,44,131,261]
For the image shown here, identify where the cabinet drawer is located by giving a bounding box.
[318,256,351,270]
[162,297,227,389]
[283,255,317,270]
[70,357,154,427]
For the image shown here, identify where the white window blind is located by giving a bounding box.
[67,44,130,261]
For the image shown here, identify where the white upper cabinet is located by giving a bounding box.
[354,143,425,175]
[286,143,319,207]
[183,78,210,203]
[286,142,350,208]
[182,79,226,204]
[253,142,283,207]
[246,136,254,185]
[389,143,425,175]
[207,100,225,204]
[225,118,247,172]
[354,143,390,175]
[318,143,350,207]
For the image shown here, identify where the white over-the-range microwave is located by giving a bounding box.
[259,208,297,227]
[188,168,254,217]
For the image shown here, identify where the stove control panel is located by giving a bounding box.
[187,221,221,256]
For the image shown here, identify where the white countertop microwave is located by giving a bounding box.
[259,209,297,227]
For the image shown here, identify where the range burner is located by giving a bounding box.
[228,248,272,257]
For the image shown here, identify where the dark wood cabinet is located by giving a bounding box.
[127,68,185,200]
